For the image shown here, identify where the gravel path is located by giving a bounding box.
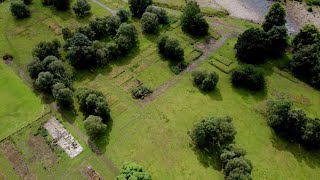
[90,0,116,15]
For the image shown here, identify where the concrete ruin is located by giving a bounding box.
[44,117,83,159]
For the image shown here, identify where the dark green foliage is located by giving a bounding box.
[72,0,91,17]
[266,98,293,129]
[32,39,61,61]
[220,144,247,167]
[262,2,286,32]
[52,83,73,107]
[303,118,320,147]
[10,1,30,19]
[181,0,209,36]
[189,116,236,149]
[75,26,96,40]
[292,24,320,50]
[131,86,152,99]
[157,35,184,61]
[42,55,58,69]
[116,162,152,180]
[145,5,168,24]
[27,58,44,79]
[267,26,288,57]
[128,0,152,18]
[115,23,138,54]
[192,70,219,91]
[84,115,107,139]
[117,8,130,22]
[170,62,187,75]
[62,27,74,40]
[231,65,265,91]
[141,12,159,34]
[76,88,110,122]
[235,28,269,64]
[36,71,54,92]
[290,44,320,88]
[47,59,72,86]
[224,157,253,180]
[105,16,121,37]
[23,0,32,5]
[52,0,70,10]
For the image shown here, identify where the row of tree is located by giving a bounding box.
[27,40,74,108]
[267,98,320,148]
[188,116,253,179]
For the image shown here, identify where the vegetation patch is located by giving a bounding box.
[131,85,152,99]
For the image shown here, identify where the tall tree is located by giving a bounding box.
[262,2,286,32]
[128,0,152,18]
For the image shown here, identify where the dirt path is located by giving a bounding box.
[142,34,235,104]
[90,0,116,15]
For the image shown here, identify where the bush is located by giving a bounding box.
[47,59,72,86]
[262,2,286,32]
[292,24,320,50]
[84,115,107,139]
[52,0,70,10]
[73,0,91,17]
[105,16,121,37]
[116,162,152,180]
[116,8,130,22]
[158,35,184,61]
[146,5,168,24]
[52,83,73,107]
[115,23,138,53]
[192,70,219,91]
[189,116,236,149]
[303,118,320,147]
[76,88,110,122]
[235,28,269,64]
[141,12,159,34]
[224,157,253,180]
[131,86,152,99]
[10,1,30,19]
[231,65,265,91]
[75,26,96,40]
[128,0,152,18]
[62,27,74,40]
[32,39,61,61]
[27,58,44,79]
[267,26,288,57]
[181,0,209,36]
[35,71,54,92]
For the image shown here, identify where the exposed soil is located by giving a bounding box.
[0,140,36,180]
[3,54,13,64]
[28,134,58,168]
[81,166,103,180]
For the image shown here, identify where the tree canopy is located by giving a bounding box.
[84,115,107,139]
[262,2,286,32]
[128,0,152,18]
[116,162,152,180]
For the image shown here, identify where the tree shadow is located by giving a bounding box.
[271,132,320,169]
[231,84,268,102]
[191,144,222,171]
[89,117,114,154]
[201,87,223,101]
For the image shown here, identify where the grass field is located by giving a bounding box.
[1,0,320,179]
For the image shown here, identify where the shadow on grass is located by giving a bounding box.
[202,87,223,101]
[231,83,268,102]
[89,117,113,154]
[191,144,222,170]
[271,132,320,169]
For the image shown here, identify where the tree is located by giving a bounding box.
[128,0,152,18]
[35,71,54,92]
[157,36,184,61]
[27,58,44,79]
[267,26,288,57]
[52,0,70,10]
[116,162,152,180]
[303,118,320,147]
[52,83,73,107]
[192,71,219,91]
[105,16,121,37]
[189,116,236,149]
[292,24,320,50]
[32,40,61,61]
[10,1,30,19]
[266,98,293,130]
[115,23,138,53]
[224,157,253,180]
[231,65,265,91]
[42,55,59,69]
[117,8,130,22]
[286,109,308,139]
[89,17,108,39]
[23,0,32,5]
[220,144,247,167]
[146,6,168,24]
[75,26,96,40]
[234,28,269,64]
[62,27,74,40]
[73,0,91,17]
[181,0,208,36]
[262,2,286,32]
[141,12,159,34]
[47,59,72,86]
[84,115,107,139]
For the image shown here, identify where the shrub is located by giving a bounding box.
[73,0,91,17]
[192,70,219,91]
[181,0,209,36]
[62,27,74,40]
[10,1,30,19]
[303,118,320,147]
[35,71,54,92]
[146,5,168,24]
[266,98,292,130]
[128,0,152,18]
[231,65,265,91]
[116,162,152,180]
[131,86,152,99]
[75,26,96,40]
[52,0,70,10]
[116,8,130,22]
[235,28,269,64]
[105,16,121,37]
[189,116,236,149]
[158,35,184,61]
[52,83,73,107]
[47,59,72,86]
[267,26,288,57]
[141,12,159,34]
[32,39,61,61]
[27,58,44,79]
[115,23,138,53]
[292,24,320,50]
[262,2,286,32]
[224,157,253,180]
[84,115,107,139]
